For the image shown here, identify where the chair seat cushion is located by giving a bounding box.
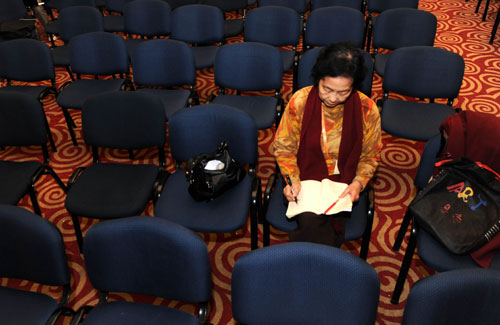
[45,20,59,35]
[279,49,296,72]
[83,301,200,325]
[103,15,125,32]
[224,18,244,38]
[136,88,190,119]
[56,79,126,109]
[51,45,70,66]
[0,85,51,100]
[125,38,146,58]
[191,46,219,69]
[212,95,278,129]
[154,170,252,233]
[0,286,59,324]
[65,163,159,218]
[381,100,455,142]
[0,161,42,205]
[374,53,388,77]
[266,177,368,241]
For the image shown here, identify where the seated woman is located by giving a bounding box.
[272,42,382,247]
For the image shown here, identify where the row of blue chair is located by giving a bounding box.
[2,203,500,324]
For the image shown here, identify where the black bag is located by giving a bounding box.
[185,141,246,202]
[409,158,500,254]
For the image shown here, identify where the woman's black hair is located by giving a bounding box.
[310,42,366,90]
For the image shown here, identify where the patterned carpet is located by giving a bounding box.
[2,0,500,324]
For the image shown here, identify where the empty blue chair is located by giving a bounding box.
[0,205,72,324]
[72,216,212,324]
[200,0,247,38]
[311,0,364,11]
[232,242,380,325]
[402,269,500,324]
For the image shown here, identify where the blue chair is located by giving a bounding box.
[0,205,73,324]
[154,104,261,250]
[200,0,247,38]
[380,46,464,142]
[51,6,104,80]
[123,0,172,57]
[0,38,58,151]
[71,216,212,324]
[304,6,366,50]
[295,46,374,97]
[64,91,167,252]
[130,39,198,118]
[0,92,66,216]
[258,0,308,18]
[56,31,131,146]
[171,4,224,70]
[232,242,380,325]
[244,6,302,76]
[370,8,437,77]
[311,0,364,11]
[210,42,284,130]
[402,269,500,324]
[0,0,36,41]
[102,0,132,33]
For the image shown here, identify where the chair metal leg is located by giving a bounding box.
[359,193,374,260]
[62,107,78,146]
[482,0,491,21]
[42,111,57,152]
[263,218,270,247]
[28,187,42,216]
[71,214,84,253]
[490,8,500,44]
[45,166,68,193]
[391,225,418,304]
[393,209,413,251]
[475,0,483,13]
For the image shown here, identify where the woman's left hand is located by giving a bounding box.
[339,181,362,202]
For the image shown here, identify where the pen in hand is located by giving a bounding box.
[285,174,298,204]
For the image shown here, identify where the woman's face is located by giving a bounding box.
[318,76,354,109]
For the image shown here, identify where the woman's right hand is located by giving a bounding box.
[283,183,301,202]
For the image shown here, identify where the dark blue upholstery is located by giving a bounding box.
[171,4,224,69]
[123,0,171,56]
[367,0,418,13]
[0,205,70,324]
[402,269,500,325]
[231,242,380,325]
[413,134,441,189]
[56,79,126,109]
[258,0,308,15]
[372,8,437,77]
[296,46,374,97]
[79,216,211,323]
[0,92,65,213]
[154,104,260,248]
[304,7,365,49]
[0,0,27,23]
[244,6,301,72]
[311,0,363,10]
[103,0,133,32]
[381,46,464,142]
[199,0,247,38]
[65,91,166,250]
[131,39,196,118]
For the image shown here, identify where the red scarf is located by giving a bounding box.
[297,86,363,184]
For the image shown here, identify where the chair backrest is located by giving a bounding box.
[311,0,363,11]
[105,0,132,12]
[124,0,171,37]
[82,91,166,151]
[163,0,199,10]
[366,0,418,14]
[0,0,27,23]
[58,6,104,42]
[0,91,47,149]
[59,0,96,10]
[244,6,301,47]
[402,269,500,325]
[232,242,380,325]
[69,31,129,76]
[383,46,465,101]
[168,104,258,164]
[304,6,365,48]
[0,39,55,82]
[171,4,224,44]
[373,8,437,51]
[258,0,308,14]
[0,205,69,287]
[131,39,196,87]
[83,216,212,302]
[297,46,374,97]
[214,42,283,91]
[200,0,248,12]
